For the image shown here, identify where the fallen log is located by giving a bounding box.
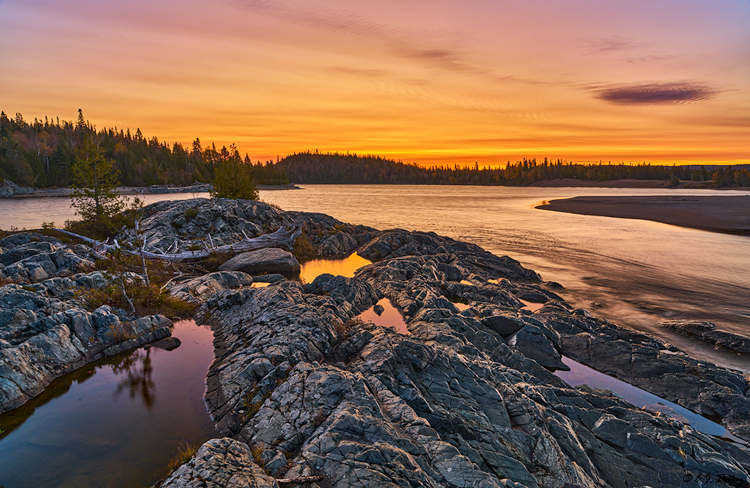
[52,225,302,262]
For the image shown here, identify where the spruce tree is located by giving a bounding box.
[70,135,125,222]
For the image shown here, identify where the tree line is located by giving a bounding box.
[273,151,750,188]
[0,110,288,188]
[3,110,747,190]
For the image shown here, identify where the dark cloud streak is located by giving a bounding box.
[596,83,716,106]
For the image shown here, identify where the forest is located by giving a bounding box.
[274,151,750,188]
[0,110,288,188]
[2,110,747,189]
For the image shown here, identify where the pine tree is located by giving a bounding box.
[210,144,258,200]
[70,135,125,222]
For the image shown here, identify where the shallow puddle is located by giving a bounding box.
[298,252,372,284]
[0,320,218,488]
[519,299,545,312]
[358,298,409,335]
[555,356,744,443]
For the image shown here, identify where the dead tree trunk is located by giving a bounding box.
[53,225,301,262]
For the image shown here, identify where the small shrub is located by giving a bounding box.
[107,322,135,342]
[167,440,197,473]
[334,320,351,340]
[184,208,199,220]
[250,444,266,469]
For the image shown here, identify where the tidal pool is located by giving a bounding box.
[298,252,372,284]
[358,298,409,335]
[0,320,217,488]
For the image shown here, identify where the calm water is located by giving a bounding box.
[0,320,217,488]
[556,356,744,444]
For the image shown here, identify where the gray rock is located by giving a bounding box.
[168,271,253,304]
[160,437,279,488]
[0,239,175,414]
[0,179,34,198]
[482,314,525,337]
[219,248,300,276]
[659,320,750,355]
[195,227,750,488]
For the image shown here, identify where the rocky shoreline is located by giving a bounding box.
[0,232,173,414]
[0,180,300,199]
[2,198,749,487]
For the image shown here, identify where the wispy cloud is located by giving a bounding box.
[221,0,539,84]
[582,36,641,55]
[594,82,717,106]
[624,54,674,64]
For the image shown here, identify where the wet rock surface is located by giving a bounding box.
[0,232,173,414]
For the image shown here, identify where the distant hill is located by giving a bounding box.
[273,151,750,188]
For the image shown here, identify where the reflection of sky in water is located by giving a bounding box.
[555,356,744,443]
[298,253,372,284]
[0,320,217,487]
[358,298,409,335]
[519,299,544,312]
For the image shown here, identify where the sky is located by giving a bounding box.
[1,0,748,166]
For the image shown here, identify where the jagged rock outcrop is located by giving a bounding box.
[0,232,174,414]
[167,271,254,304]
[544,305,750,441]
[160,437,279,488]
[0,232,94,282]
[117,198,374,257]
[659,320,750,355]
[193,227,750,488]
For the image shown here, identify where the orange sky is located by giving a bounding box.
[1,0,748,166]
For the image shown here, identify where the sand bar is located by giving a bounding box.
[537,195,750,235]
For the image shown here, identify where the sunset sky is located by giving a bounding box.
[1,0,748,166]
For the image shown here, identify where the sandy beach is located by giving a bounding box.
[537,195,750,235]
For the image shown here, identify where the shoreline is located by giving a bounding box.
[537,195,750,235]
[3,183,301,198]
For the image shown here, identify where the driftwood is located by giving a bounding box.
[53,225,301,262]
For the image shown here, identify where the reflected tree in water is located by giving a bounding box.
[112,349,156,409]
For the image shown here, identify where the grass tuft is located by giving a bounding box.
[167,440,198,473]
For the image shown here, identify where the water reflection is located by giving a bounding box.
[112,349,156,408]
[519,299,544,312]
[358,298,409,335]
[298,253,372,284]
[555,356,744,443]
[0,320,217,488]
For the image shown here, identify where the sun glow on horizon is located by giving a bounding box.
[1,0,748,166]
